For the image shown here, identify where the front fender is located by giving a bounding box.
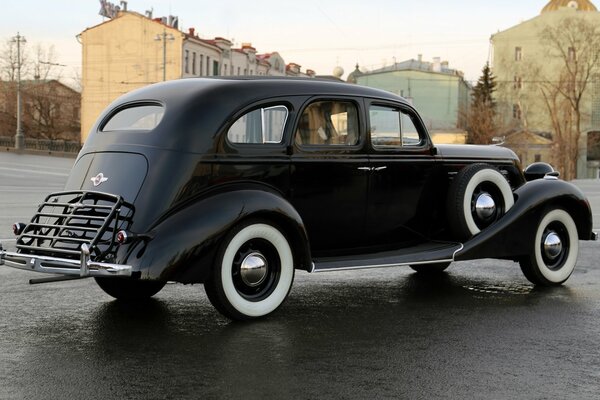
[456,179,594,261]
[118,189,311,282]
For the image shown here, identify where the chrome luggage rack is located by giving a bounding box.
[0,191,135,278]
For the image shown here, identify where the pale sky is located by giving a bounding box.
[1,0,549,86]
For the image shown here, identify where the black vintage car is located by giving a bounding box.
[1,78,597,320]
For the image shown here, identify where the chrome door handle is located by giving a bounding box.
[373,166,387,171]
[357,167,371,171]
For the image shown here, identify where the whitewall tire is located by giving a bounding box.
[519,209,579,286]
[204,222,295,320]
[447,164,514,240]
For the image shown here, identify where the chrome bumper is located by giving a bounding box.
[593,232,599,241]
[0,242,132,277]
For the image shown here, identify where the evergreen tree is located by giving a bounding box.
[472,62,496,107]
[466,63,497,144]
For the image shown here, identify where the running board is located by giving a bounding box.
[311,242,463,273]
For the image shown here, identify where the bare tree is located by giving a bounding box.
[0,37,29,82]
[538,17,600,180]
[0,39,79,141]
[31,44,58,81]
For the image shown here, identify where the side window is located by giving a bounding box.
[369,105,422,148]
[227,105,288,144]
[295,101,359,146]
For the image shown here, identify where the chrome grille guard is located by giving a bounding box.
[0,190,135,278]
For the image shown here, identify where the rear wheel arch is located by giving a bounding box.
[225,210,312,272]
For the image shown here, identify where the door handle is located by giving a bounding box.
[357,166,387,172]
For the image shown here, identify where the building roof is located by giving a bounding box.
[366,57,463,78]
[504,130,553,145]
[346,64,364,84]
[541,0,597,13]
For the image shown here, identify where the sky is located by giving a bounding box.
[0,0,549,86]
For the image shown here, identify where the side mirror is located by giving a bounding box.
[524,162,559,181]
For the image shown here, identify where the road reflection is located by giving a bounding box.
[13,268,586,399]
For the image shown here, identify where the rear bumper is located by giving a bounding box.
[0,242,132,277]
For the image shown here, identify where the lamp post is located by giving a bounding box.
[12,32,26,150]
[155,30,174,81]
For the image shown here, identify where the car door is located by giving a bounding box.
[289,98,368,255]
[365,100,442,247]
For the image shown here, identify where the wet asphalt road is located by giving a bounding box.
[1,152,600,399]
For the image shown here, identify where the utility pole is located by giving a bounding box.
[155,30,174,81]
[12,32,26,150]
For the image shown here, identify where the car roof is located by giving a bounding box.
[116,77,410,107]
[85,77,413,154]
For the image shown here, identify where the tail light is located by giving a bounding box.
[12,222,26,236]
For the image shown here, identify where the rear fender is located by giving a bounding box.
[456,179,594,261]
[119,189,311,282]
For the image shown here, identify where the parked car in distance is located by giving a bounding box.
[1,78,597,320]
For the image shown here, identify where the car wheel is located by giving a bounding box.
[447,163,514,240]
[410,262,451,274]
[519,209,579,286]
[204,221,295,321]
[95,277,166,300]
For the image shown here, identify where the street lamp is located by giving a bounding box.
[155,30,174,81]
[11,32,26,151]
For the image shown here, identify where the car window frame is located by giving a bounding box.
[366,99,432,154]
[223,100,295,152]
[292,96,365,153]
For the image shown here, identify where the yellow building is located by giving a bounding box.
[490,0,600,178]
[80,11,314,141]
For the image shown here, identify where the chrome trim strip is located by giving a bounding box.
[453,243,465,258]
[0,248,132,277]
[313,258,455,273]
[593,232,598,241]
[312,244,464,273]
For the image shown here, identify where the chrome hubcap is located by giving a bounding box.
[543,231,563,260]
[475,192,496,220]
[240,252,268,287]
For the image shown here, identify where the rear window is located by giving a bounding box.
[102,104,164,132]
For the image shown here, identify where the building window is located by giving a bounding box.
[514,76,523,90]
[534,154,542,162]
[213,60,219,76]
[206,56,210,75]
[568,47,576,62]
[192,52,197,75]
[199,55,204,76]
[513,104,522,120]
[185,50,189,74]
[231,65,234,75]
[238,67,241,76]
[592,76,600,129]
[223,64,228,75]
[515,47,522,62]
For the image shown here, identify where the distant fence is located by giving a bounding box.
[0,136,81,154]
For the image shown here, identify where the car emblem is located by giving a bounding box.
[90,173,109,187]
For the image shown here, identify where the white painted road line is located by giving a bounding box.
[0,167,69,177]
